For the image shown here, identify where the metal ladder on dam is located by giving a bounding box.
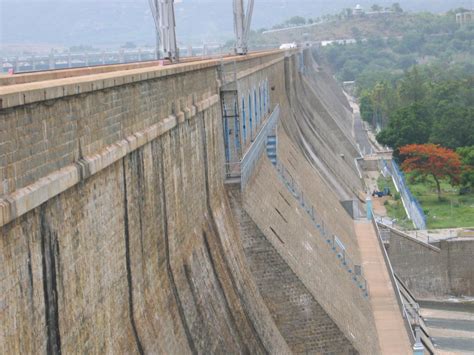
[219,60,242,181]
[219,59,279,190]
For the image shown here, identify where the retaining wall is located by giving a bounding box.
[385,227,474,298]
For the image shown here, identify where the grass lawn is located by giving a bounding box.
[406,174,474,229]
[378,174,474,229]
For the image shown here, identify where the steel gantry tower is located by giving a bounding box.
[149,0,179,62]
[233,0,254,55]
[149,0,254,61]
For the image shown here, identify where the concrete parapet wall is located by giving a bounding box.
[386,227,474,298]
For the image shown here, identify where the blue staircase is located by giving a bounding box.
[266,135,277,165]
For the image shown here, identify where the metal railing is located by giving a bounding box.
[275,161,369,299]
[225,104,280,189]
[372,219,417,343]
[382,159,427,230]
[241,105,280,187]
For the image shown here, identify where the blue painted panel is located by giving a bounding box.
[234,99,240,152]
[249,93,253,139]
[242,96,247,143]
[223,104,230,163]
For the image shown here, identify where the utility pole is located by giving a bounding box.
[149,0,179,62]
[233,0,254,55]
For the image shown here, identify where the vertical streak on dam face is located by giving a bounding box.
[121,158,145,355]
[39,206,62,355]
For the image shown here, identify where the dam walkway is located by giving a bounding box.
[355,220,412,354]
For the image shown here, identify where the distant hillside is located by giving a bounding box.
[249,10,470,48]
[0,0,471,53]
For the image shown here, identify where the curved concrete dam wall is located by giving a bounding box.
[0,50,407,353]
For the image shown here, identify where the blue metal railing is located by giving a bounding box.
[240,105,280,187]
[382,159,427,230]
[275,161,369,299]
[225,104,280,189]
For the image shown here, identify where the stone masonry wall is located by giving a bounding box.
[244,155,379,354]
[0,53,292,353]
[387,229,474,298]
[0,64,218,196]
[0,48,389,353]
[227,183,357,354]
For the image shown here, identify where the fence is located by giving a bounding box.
[275,161,369,299]
[372,219,417,345]
[382,159,427,230]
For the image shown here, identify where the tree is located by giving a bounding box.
[351,26,362,40]
[286,16,306,26]
[371,4,382,12]
[341,8,353,19]
[377,104,431,152]
[391,3,403,13]
[398,66,426,105]
[400,144,462,200]
[457,146,474,189]
[428,78,474,149]
[359,91,374,123]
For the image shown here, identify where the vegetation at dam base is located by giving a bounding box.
[367,67,472,152]
[378,172,474,229]
[399,144,462,201]
[308,8,474,230]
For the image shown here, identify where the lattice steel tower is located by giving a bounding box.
[149,0,179,62]
[233,0,254,55]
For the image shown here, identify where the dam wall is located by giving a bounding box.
[280,51,363,201]
[383,225,474,298]
[237,54,381,351]
[0,48,405,353]
[0,52,292,353]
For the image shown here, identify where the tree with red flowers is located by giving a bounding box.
[399,144,462,200]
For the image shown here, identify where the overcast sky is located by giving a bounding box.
[1,0,472,53]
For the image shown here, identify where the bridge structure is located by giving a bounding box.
[0,45,416,354]
[1,45,223,74]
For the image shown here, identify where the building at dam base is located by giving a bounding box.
[1,49,414,353]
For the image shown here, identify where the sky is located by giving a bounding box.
[1,0,472,54]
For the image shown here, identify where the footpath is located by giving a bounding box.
[354,220,412,354]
